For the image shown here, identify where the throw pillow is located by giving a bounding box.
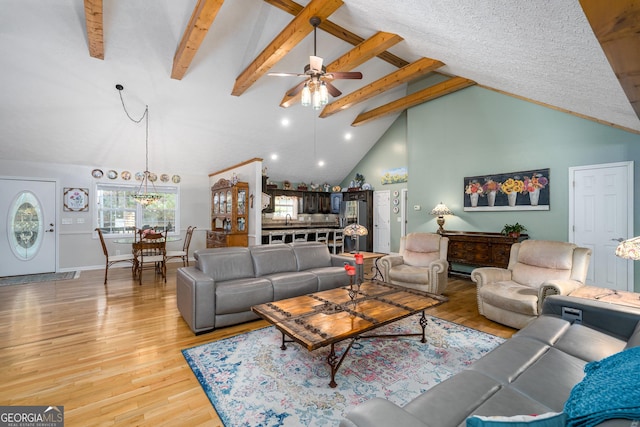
[466,411,567,427]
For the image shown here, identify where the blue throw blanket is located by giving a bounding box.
[564,346,640,427]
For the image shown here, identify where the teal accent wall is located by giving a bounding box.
[341,112,408,252]
[347,77,640,290]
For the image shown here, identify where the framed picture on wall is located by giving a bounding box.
[63,187,89,212]
[463,168,550,211]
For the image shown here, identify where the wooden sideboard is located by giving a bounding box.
[440,231,528,276]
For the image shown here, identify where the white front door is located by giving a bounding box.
[373,190,391,253]
[0,178,57,276]
[569,162,633,291]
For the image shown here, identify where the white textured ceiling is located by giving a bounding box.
[0,0,637,184]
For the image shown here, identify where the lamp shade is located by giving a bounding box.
[343,223,368,236]
[616,236,640,260]
[430,203,453,216]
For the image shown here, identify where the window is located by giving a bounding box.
[95,183,179,237]
[273,195,298,219]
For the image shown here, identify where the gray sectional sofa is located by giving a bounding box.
[176,242,354,334]
[341,295,640,427]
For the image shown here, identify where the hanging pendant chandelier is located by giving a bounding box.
[116,84,162,206]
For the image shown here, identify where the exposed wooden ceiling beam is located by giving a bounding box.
[319,57,444,118]
[232,0,343,96]
[352,76,475,127]
[264,0,408,69]
[279,31,404,108]
[580,0,640,119]
[171,0,225,80]
[83,0,104,59]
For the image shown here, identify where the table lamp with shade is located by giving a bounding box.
[343,223,368,253]
[430,202,453,234]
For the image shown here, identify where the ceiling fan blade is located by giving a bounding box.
[325,81,342,97]
[286,79,309,97]
[268,72,307,77]
[309,55,323,72]
[326,71,363,80]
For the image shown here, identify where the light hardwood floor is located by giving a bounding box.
[0,265,515,426]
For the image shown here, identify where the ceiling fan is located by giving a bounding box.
[268,16,362,108]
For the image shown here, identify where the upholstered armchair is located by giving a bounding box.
[379,233,449,295]
[471,239,591,329]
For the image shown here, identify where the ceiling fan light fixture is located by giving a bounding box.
[312,86,322,110]
[301,83,311,106]
[319,81,329,105]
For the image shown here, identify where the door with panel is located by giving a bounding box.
[0,178,57,276]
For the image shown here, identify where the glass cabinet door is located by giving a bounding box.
[213,193,219,214]
[219,191,226,213]
[238,189,246,215]
[226,190,232,213]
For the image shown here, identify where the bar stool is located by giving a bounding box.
[315,229,329,244]
[269,231,286,244]
[328,230,344,254]
[293,230,308,242]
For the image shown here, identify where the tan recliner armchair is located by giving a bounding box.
[379,233,449,295]
[471,239,591,329]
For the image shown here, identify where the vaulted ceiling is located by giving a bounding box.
[1,0,638,184]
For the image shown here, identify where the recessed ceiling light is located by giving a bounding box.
[344,132,352,140]
[281,118,290,127]
[271,154,278,160]
[318,160,325,167]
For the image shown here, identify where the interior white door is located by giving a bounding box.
[373,190,391,253]
[569,162,633,291]
[0,178,57,276]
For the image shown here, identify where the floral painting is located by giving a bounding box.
[381,167,408,185]
[463,169,550,211]
[63,187,89,212]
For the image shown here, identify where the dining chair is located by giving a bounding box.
[95,228,135,285]
[132,239,167,285]
[166,226,196,266]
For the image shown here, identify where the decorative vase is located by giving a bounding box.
[487,191,496,207]
[470,193,479,207]
[529,188,540,206]
[507,192,517,207]
[509,232,520,238]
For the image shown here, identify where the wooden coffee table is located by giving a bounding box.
[252,281,448,387]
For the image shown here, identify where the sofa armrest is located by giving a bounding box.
[379,255,404,281]
[538,279,585,312]
[542,295,640,340]
[340,398,429,427]
[331,254,356,267]
[176,267,216,334]
[429,259,449,294]
[470,267,512,288]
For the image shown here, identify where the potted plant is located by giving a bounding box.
[501,222,527,238]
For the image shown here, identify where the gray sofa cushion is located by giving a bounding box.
[195,247,255,281]
[291,242,333,271]
[215,277,273,315]
[250,244,297,276]
[267,271,318,300]
[310,266,351,291]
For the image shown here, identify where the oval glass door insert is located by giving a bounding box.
[8,191,44,260]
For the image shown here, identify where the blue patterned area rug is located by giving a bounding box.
[183,314,505,426]
[0,271,79,286]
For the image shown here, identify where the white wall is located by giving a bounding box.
[0,159,210,271]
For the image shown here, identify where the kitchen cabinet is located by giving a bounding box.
[263,189,331,214]
[207,179,249,248]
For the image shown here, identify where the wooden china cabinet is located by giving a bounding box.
[206,179,249,248]
[440,230,528,277]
